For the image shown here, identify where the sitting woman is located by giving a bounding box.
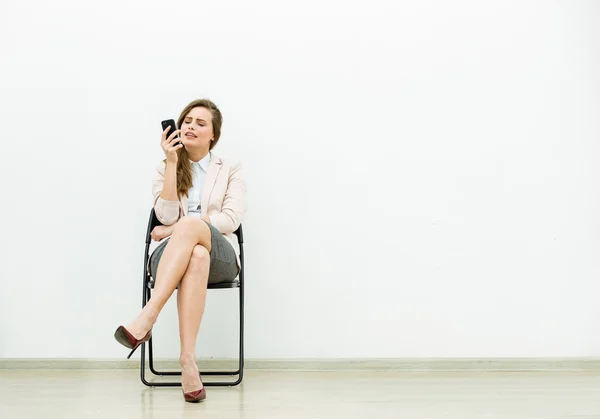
[114,99,246,403]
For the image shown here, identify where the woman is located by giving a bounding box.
[114,99,246,403]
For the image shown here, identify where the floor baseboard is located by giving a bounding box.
[1,358,600,371]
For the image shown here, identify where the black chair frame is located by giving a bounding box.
[138,209,244,387]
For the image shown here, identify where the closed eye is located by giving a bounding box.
[184,118,206,127]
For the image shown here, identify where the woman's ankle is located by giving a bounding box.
[179,354,197,367]
[140,306,160,326]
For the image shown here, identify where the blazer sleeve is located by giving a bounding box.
[209,160,247,235]
[152,160,180,225]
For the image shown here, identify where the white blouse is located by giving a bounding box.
[187,152,211,217]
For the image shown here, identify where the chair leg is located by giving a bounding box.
[140,342,154,387]
[140,288,182,387]
[201,283,244,386]
[140,271,155,387]
[140,287,244,387]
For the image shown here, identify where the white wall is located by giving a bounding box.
[0,0,598,359]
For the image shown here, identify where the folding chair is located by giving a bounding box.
[138,209,244,387]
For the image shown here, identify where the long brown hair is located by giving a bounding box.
[166,99,223,198]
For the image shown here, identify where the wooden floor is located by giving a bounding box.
[1,369,600,418]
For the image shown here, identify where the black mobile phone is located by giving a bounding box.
[161,119,181,145]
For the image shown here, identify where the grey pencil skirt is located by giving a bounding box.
[149,222,239,285]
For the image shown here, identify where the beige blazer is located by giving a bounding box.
[152,153,247,266]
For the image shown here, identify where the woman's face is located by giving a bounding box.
[180,106,214,150]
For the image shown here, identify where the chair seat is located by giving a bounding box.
[147,279,240,289]
[208,280,241,289]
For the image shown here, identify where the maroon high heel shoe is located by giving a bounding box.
[113,325,152,359]
[182,373,206,403]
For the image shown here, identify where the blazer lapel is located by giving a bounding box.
[200,154,222,216]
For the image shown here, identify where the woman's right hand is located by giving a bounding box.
[161,126,183,162]
[151,224,176,242]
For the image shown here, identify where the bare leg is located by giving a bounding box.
[126,217,212,339]
[178,245,210,392]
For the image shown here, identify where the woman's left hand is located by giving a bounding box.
[151,225,175,242]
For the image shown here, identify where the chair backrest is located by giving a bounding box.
[145,209,163,244]
[146,208,243,244]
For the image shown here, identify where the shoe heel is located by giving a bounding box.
[114,325,152,358]
[127,345,140,360]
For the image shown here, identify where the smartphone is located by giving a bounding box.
[161,119,181,146]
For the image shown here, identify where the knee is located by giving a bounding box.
[188,245,210,270]
[173,216,203,238]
